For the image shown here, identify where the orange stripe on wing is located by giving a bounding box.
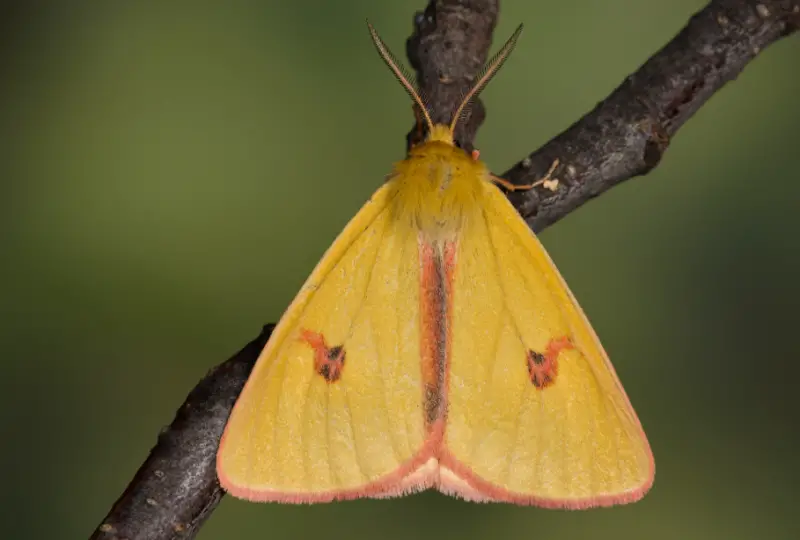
[440,239,457,425]
[418,239,458,432]
[419,241,442,427]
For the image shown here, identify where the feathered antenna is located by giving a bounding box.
[449,24,523,134]
[367,21,434,134]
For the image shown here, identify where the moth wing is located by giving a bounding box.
[440,183,654,507]
[217,183,432,502]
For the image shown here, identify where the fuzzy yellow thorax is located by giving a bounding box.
[387,125,489,235]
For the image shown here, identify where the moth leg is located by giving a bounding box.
[491,158,561,192]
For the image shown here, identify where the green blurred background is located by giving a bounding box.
[2,1,798,539]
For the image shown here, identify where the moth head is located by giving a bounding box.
[367,20,523,147]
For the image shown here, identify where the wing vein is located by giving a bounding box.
[342,215,392,484]
[394,223,414,462]
[325,384,334,489]
[301,370,315,489]
[481,206,527,485]
[372,220,406,466]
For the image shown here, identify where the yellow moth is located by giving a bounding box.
[217,22,654,508]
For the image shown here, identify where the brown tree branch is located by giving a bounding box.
[89,1,797,538]
[92,327,273,540]
[503,0,799,232]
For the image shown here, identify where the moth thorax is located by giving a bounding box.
[390,140,487,234]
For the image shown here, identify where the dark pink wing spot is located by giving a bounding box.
[299,329,346,383]
[526,336,573,389]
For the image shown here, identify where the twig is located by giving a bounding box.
[503,0,800,232]
[89,1,798,538]
[91,327,273,540]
